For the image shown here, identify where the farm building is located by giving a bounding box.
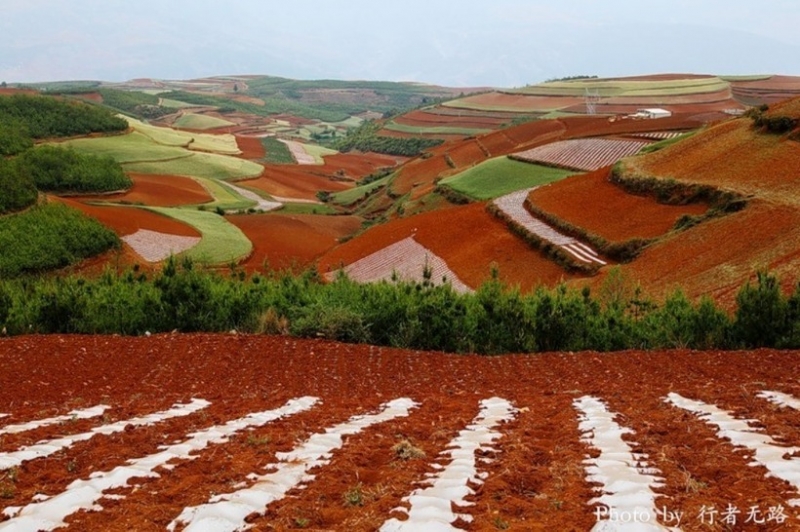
[632,108,673,119]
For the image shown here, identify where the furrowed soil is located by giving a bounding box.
[1,334,799,531]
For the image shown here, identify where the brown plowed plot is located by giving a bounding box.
[447,139,489,168]
[584,200,800,309]
[322,152,405,179]
[391,154,453,196]
[628,119,800,204]
[513,138,651,171]
[234,135,266,159]
[731,75,800,104]
[1,335,800,531]
[75,174,213,207]
[479,130,519,156]
[320,202,578,291]
[52,197,200,237]
[245,166,353,202]
[528,168,709,241]
[227,213,361,272]
[394,109,508,129]
[448,92,585,112]
[503,118,567,147]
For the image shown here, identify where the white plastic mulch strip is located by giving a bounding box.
[0,413,8,419]
[0,397,317,532]
[326,236,473,294]
[492,189,605,265]
[278,139,316,165]
[169,397,418,532]
[122,229,201,263]
[218,180,282,212]
[0,405,109,436]
[380,397,516,532]
[758,390,800,411]
[575,396,677,532]
[667,392,800,507]
[0,398,209,472]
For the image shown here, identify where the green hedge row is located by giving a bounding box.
[0,94,127,138]
[2,261,798,354]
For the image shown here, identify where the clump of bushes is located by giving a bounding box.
[0,158,37,214]
[2,257,799,353]
[16,145,131,193]
[0,94,127,138]
[0,201,119,277]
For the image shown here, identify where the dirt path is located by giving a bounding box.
[0,335,798,531]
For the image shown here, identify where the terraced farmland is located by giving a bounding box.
[511,138,651,172]
[1,335,799,531]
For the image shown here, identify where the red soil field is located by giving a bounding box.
[449,92,585,112]
[394,110,508,130]
[234,135,266,160]
[320,202,580,291]
[244,166,353,202]
[321,152,406,179]
[227,213,362,272]
[583,200,800,309]
[423,106,521,120]
[391,154,453,196]
[53,197,200,238]
[629,119,800,203]
[528,168,709,241]
[446,140,489,168]
[479,130,520,156]
[731,75,800,104]
[75,174,213,207]
[1,334,799,531]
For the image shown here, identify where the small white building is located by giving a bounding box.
[633,108,672,119]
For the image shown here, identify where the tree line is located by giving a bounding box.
[1,260,797,354]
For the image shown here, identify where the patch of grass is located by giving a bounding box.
[331,176,390,206]
[260,136,295,164]
[173,113,235,130]
[187,176,256,211]
[147,207,252,265]
[439,157,574,200]
[301,143,338,164]
[392,439,426,460]
[126,117,241,155]
[61,132,193,164]
[342,483,365,507]
[123,152,263,181]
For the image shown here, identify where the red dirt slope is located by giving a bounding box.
[528,167,709,241]
[227,213,362,272]
[76,174,213,207]
[0,334,799,531]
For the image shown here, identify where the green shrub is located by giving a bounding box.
[17,145,131,193]
[0,121,33,156]
[734,272,788,348]
[0,94,127,138]
[0,202,119,277]
[0,158,37,214]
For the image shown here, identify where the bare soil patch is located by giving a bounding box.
[76,174,213,207]
[0,335,799,531]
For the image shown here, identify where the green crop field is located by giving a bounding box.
[331,175,390,206]
[383,121,491,136]
[60,132,193,163]
[507,77,730,98]
[158,98,199,109]
[302,143,338,164]
[187,177,256,211]
[173,113,236,130]
[122,152,263,181]
[147,207,252,264]
[439,157,575,200]
[127,117,240,155]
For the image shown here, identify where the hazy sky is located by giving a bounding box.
[2,1,799,87]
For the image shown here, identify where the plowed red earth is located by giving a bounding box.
[228,213,362,272]
[52,197,200,237]
[235,135,267,160]
[320,202,579,291]
[75,174,213,207]
[528,167,709,241]
[245,167,352,202]
[1,335,799,531]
